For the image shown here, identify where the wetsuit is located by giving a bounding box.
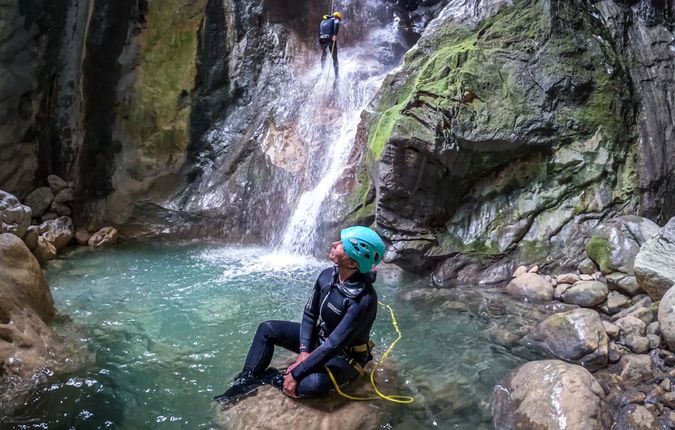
[319,17,341,77]
[241,267,377,397]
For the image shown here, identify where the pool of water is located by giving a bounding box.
[6,242,524,429]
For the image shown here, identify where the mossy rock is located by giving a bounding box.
[585,236,613,273]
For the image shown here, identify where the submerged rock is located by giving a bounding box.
[492,360,607,430]
[634,217,675,300]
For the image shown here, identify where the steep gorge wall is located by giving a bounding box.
[342,0,673,284]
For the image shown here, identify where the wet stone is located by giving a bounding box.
[615,404,657,430]
[647,334,661,350]
[615,316,647,337]
[580,274,594,281]
[609,342,625,363]
[660,379,672,392]
[579,258,598,275]
[561,281,608,307]
[512,265,528,278]
[603,321,620,339]
[556,273,580,285]
[554,283,571,300]
[625,334,650,354]
[662,392,675,409]
[647,322,660,336]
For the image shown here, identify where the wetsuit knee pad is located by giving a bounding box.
[296,373,333,398]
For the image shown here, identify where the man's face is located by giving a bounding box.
[329,240,357,269]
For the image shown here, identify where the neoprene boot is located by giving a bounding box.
[213,371,260,405]
[259,367,284,390]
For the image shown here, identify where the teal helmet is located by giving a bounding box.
[340,226,385,273]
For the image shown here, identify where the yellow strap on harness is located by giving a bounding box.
[325,301,414,404]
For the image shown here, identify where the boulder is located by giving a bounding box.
[213,361,400,429]
[492,360,607,430]
[634,217,675,300]
[24,187,54,218]
[624,334,650,354]
[22,226,38,251]
[614,354,654,386]
[658,286,675,351]
[561,281,608,307]
[39,217,73,250]
[74,229,91,246]
[49,201,72,217]
[33,236,57,262]
[88,227,119,247]
[0,190,31,238]
[505,273,553,303]
[606,273,642,296]
[646,334,661,350]
[0,234,68,415]
[41,212,58,221]
[585,216,660,275]
[513,265,528,277]
[46,175,68,193]
[554,283,571,300]
[647,322,660,336]
[0,234,54,321]
[524,309,608,369]
[615,404,657,430]
[604,291,630,314]
[615,316,647,337]
[603,321,620,339]
[578,258,598,275]
[53,188,75,204]
[556,273,580,285]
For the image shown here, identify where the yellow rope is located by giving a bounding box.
[326,301,414,404]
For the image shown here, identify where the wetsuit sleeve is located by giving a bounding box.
[291,294,373,380]
[334,19,340,36]
[298,278,321,353]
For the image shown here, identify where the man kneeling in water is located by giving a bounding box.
[214,226,383,404]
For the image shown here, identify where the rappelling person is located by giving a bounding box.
[319,11,342,78]
[213,226,384,405]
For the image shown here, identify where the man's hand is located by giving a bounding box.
[287,351,310,373]
[283,351,309,398]
[283,372,298,397]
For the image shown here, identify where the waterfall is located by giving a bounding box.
[278,22,399,254]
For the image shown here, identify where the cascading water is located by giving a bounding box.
[278,15,401,253]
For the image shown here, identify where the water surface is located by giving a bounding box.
[8,242,523,429]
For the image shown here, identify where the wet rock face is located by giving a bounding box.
[492,360,608,430]
[0,0,48,197]
[362,0,638,281]
[594,0,675,223]
[634,217,675,300]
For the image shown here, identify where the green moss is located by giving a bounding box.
[585,236,613,272]
[121,0,207,167]
[519,240,551,262]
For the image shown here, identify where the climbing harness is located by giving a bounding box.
[326,301,415,404]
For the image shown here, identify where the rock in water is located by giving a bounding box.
[492,360,607,430]
[88,227,119,247]
[634,217,675,300]
[39,216,74,250]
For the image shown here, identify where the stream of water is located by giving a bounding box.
[6,242,523,429]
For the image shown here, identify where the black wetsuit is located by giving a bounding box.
[319,17,341,77]
[241,267,378,397]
